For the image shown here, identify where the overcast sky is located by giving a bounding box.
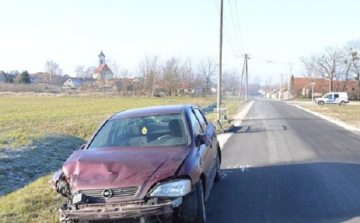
[1,0,360,84]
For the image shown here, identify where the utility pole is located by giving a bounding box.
[268,77,272,98]
[245,54,249,102]
[288,63,292,99]
[238,57,246,101]
[280,74,283,99]
[216,0,223,119]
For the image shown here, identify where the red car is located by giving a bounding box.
[49,105,221,223]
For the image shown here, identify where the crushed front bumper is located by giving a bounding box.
[60,198,181,222]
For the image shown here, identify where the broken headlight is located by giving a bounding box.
[149,179,191,197]
[56,178,72,198]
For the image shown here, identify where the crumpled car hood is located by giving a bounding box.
[62,146,190,193]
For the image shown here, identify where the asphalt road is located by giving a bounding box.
[206,99,360,223]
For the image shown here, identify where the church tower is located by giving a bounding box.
[98,51,105,66]
[93,50,114,80]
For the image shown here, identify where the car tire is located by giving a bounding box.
[214,152,221,182]
[340,101,346,106]
[194,180,206,223]
[318,101,325,105]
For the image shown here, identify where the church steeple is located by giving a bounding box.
[98,51,105,66]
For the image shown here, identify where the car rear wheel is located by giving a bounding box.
[339,101,346,106]
[194,180,206,223]
[318,101,325,105]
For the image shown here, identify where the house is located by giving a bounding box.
[0,71,6,82]
[63,78,96,89]
[63,78,84,89]
[0,71,16,83]
[92,51,114,80]
[29,72,47,84]
[292,77,360,99]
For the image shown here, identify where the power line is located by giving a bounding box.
[228,0,243,55]
[212,0,241,57]
[233,0,245,52]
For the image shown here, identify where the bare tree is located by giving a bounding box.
[197,57,216,97]
[300,55,320,79]
[106,59,121,78]
[222,68,240,95]
[84,66,97,78]
[138,55,160,97]
[118,69,132,95]
[179,58,196,96]
[316,47,345,92]
[74,65,86,80]
[45,60,63,85]
[161,57,181,96]
[344,39,360,87]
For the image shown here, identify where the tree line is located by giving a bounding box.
[300,39,360,92]
[75,55,245,97]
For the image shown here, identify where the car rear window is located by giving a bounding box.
[88,114,188,149]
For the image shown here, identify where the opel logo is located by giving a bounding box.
[102,189,113,199]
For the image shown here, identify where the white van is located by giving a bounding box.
[314,92,349,105]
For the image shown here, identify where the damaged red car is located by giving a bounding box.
[49,105,221,223]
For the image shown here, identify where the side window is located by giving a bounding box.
[193,109,208,131]
[189,111,202,135]
[334,94,339,98]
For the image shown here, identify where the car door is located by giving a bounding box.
[325,93,336,104]
[192,108,217,198]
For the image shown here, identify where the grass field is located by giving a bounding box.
[0,93,244,223]
[300,103,360,129]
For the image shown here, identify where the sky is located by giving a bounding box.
[1,0,360,85]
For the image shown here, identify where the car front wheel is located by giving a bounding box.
[214,152,221,182]
[194,180,206,223]
[318,101,325,105]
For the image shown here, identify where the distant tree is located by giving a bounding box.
[18,70,31,84]
[161,57,181,96]
[45,60,63,84]
[344,39,360,86]
[138,55,160,97]
[9,70,20,75]
[74,65,86,80]
[197,57,216,97]
[107,59,121,78]
[84,66,97,78]
[222,69,240,95]
[179,58,196,96]
[4,73,14,83]
[301,47,343,92]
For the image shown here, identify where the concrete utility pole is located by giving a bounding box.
[288,63,292,99]
[245,54,249,102]
[238,57,246,101]
[217,0,223,119]
[280,74,283,99]
[268,77,272,98]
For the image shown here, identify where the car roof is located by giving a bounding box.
[110,104,195,120]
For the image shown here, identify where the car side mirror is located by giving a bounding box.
[196,133,210,147]
[79,144,86,150]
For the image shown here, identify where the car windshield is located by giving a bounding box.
[88,114,188,149]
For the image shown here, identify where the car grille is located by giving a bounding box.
[78,186,139,199]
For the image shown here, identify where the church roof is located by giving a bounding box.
[94,63,113,74]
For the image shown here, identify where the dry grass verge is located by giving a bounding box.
[300,104,360,130]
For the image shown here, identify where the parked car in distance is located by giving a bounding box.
[49,105,221,223]
[314,92,349,105]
